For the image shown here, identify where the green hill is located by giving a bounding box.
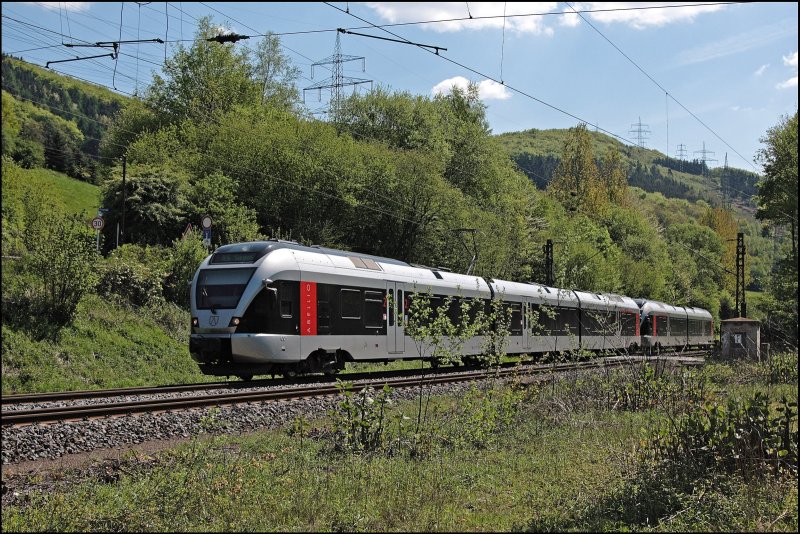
[2,55,129,143]
[12,165,101,217]
[495,127,758,211]
[2,55,130,182]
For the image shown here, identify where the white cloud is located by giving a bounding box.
[364,2,726,36]
[675,22,795,66]
[754,64,769,76]
[365,2,558,35]
[776,51,798,90]
[23,2,90,12]
[776,76,798,90]
[560,12,581,28]
[431,76,512,100]
[582,2,725,29]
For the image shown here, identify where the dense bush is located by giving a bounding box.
[651,393,798,480]
[163,230,209,309]
[3,213,98,330]
[97,254,164,307]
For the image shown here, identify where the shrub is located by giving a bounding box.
[163,230,209,309]
[4,213,98,328]
[765,352,799,384]
[329,382,392,454]
[650,392,798,480]
[445,382,525,449]
[97,255,164,307]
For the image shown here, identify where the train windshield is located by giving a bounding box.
[196,268,256,310]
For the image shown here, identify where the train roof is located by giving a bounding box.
[685,306,713,320]
[490,280,579,306]
[209,241,665,314]
[211,240,410,267]
[572,290,639,312]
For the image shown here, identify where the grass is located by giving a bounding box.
[13,166,100,217]
[3,358,797,532]
[1,293,213,394]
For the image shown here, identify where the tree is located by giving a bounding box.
[100,164,189,248]
[548,123,607,216]
[755,112,798,347]
[252,32,302,111]
[184,172,263,246]
[599,147,628,205]
[756,112,798,266]
[145,17,260,124]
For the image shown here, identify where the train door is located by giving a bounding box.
[522,301,532,350]
[387,282,405,354]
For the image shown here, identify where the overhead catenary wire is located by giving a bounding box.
[563,2,757,172]
[323,2,636,147]
[41,2,747,44]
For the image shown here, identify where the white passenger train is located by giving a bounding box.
[189,240,713,378]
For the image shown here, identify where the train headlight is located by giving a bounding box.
[191,317,199,327]
[229,317,241,327]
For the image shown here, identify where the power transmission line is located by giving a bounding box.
[323,2,638,147]
[563,1,757,171]
[629,116,651,148]
[303,31,372,117]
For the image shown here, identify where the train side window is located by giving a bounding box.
[341,289,361,319]
[364,290,383,328]
[388,289,394,326]
[510,302,522,336]
[279,281,293,318]
[398,290,404,324]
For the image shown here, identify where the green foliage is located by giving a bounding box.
[548,123,606,216]
[446,384,525,449]
[756,111,798,259]
[329,382,393,453]
[97,245,166,307]
[184,172,263,246]
[1,89,93,180]
[252,32,302,111]
[2,55,127,181]
[755,112,798,346]
[764,352,799,385]
[4,213,98,329]
[145,17,261,125]
[649,393,798,480]
[100,164,189,248]
[163,230,209,309]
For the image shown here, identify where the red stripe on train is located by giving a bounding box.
[301,281,317,336]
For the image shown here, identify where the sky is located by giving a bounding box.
[2,2,797,172]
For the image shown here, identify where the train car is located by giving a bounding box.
[190,240,494,378]
[571,291,641,353]
[489,280,581,354]
[635,299,710,353]
[685,306,714,348]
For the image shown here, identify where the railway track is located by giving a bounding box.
[2,350,710,406]
[1,354,706,426]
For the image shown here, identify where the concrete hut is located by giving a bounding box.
[720,317,762,361]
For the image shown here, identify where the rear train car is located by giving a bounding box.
[635,299,713,353]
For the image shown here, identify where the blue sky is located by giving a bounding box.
[2,2,797,171]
